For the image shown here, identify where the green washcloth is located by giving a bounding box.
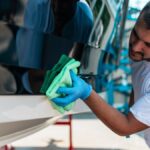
[46,59,80,113]
[40,55,72,94]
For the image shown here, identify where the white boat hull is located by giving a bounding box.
[0,92,106,146]
[0,95,90,146]
[0,117,63,147]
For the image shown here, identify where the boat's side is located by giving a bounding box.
[0,92,106,146]
[0,96,89,146]
[0,95,90,123]
[0,117,60,147]
[0,117,52,137]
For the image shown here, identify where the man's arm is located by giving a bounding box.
[85,90,148,136]
[52,71,149,136]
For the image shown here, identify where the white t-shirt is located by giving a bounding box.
[130,60,150,147]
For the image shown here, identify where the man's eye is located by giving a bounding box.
[145,42,150,47]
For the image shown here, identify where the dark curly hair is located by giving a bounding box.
[140,1,150,29]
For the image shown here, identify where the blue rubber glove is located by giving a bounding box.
[52,70,92,107]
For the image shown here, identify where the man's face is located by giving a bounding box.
[51,0,77,22]
[129,17,150,61]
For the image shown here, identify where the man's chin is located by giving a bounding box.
[129,52,144,61]
[129,55,142,62]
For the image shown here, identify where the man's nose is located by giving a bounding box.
[132,40,144,52]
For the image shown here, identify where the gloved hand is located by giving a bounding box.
[52,70,92,107]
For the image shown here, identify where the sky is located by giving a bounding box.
[129,0,149,10]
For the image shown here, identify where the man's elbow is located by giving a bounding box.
[116,131,130,137]
[114,129,132,137]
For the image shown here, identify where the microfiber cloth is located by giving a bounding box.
[46,58,80,113]
[40,55,72,94]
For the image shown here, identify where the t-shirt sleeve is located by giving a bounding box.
[130,94,150,126]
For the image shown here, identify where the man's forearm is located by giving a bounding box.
[84,90,148,136]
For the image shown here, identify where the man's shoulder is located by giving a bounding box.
[140,62,150,93]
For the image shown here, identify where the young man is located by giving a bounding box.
[52,2,150,147]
